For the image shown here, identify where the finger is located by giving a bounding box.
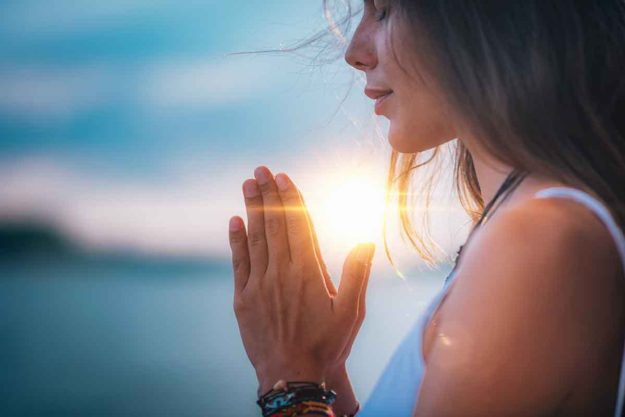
[336,243,375,318]
[275,173,317,265]
[357,254,373,322]
[228,216,250,294]
[298,189,336,296]
[336,253,373,362]
[358,255,373,308]
[254,166,290,264]
[242,179,268,275]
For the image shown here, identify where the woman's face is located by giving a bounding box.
[345,0,457,153]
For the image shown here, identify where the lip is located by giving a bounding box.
[364,88,393,115]
[374,91,393,115]
[364,88,393,100]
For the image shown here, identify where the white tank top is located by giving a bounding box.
[358,187,625,417]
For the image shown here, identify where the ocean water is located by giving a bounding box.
[0,257,445,417]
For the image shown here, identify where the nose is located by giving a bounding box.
[344,23,377,71]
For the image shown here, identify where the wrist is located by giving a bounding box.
[326,362,348,380]
[324,364,360,417]
[256,361,328,397]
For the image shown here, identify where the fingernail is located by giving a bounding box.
[275,173,289,191]
[357,243,375,263]
[254,166,270,185]
[229,217,242,232]
[243,180,259,198]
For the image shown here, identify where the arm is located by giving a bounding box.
[414,198,618,416]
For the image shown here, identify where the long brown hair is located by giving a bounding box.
[385,0,625,267]
[233,0,625,269]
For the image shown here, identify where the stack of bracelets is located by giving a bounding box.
[257,380,358,417]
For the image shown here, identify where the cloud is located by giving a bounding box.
[0,55,293,123]
[0,64,119,121]
[142,56,281,109]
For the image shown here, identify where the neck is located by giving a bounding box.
[461,138,514,205]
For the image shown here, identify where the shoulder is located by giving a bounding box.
[463,194,619,284]
[415,195,621,416]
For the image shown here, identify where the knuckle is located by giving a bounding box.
[245,201,262,213]
[229,232,245,245]
[285,215,302,234]
[258,181,274,194]
[233,296,247,315]
[248,204,263,216]
[231,255,248,273]
[281,193,296,208]
[265,217,282,236]
[243,194,258,205]
[248,230,265,247]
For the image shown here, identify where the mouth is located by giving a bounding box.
[364,88,393,115]
[364,88,393,100]
[374,92,393,115]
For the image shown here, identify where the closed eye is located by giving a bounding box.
[364,0,389,22]
[375,7,388,22]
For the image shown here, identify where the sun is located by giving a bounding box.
[306,172,388,251]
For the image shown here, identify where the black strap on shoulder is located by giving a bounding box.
[444,169,528,284]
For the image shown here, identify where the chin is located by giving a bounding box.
[387,125,436,153]
[388,123,456,154]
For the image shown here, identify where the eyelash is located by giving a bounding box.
[365,0,388,22]
[374,8,388,22]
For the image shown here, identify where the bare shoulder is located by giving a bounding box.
[451,196,621,325]
[464,194,620,281]
[415,195,623,416]
[495,193,616,250]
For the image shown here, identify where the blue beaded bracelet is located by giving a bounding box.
[257,380,337,417]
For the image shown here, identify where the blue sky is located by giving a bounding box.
[0,1,352,165]
[0,0,469,272]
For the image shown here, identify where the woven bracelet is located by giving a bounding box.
[266,400,335,417]
[257,380,337,417]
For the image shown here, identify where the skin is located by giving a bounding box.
[229,168,371,416]
[229,0,625,415]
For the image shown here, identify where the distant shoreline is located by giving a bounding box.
[0,220,231,276]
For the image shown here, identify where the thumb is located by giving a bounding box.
[336,243,375,316]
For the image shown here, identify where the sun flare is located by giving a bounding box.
[306,172,388,250]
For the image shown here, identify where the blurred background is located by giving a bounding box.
[0,1,471,416]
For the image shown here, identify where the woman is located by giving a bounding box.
[228,1,625,416]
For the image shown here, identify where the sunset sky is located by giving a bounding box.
[0,0,470,274]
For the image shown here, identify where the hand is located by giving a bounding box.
[228,166,375,395]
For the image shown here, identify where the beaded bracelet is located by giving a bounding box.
[257,380,337,417]
[267,400,334,417]
[265,398,360,417]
